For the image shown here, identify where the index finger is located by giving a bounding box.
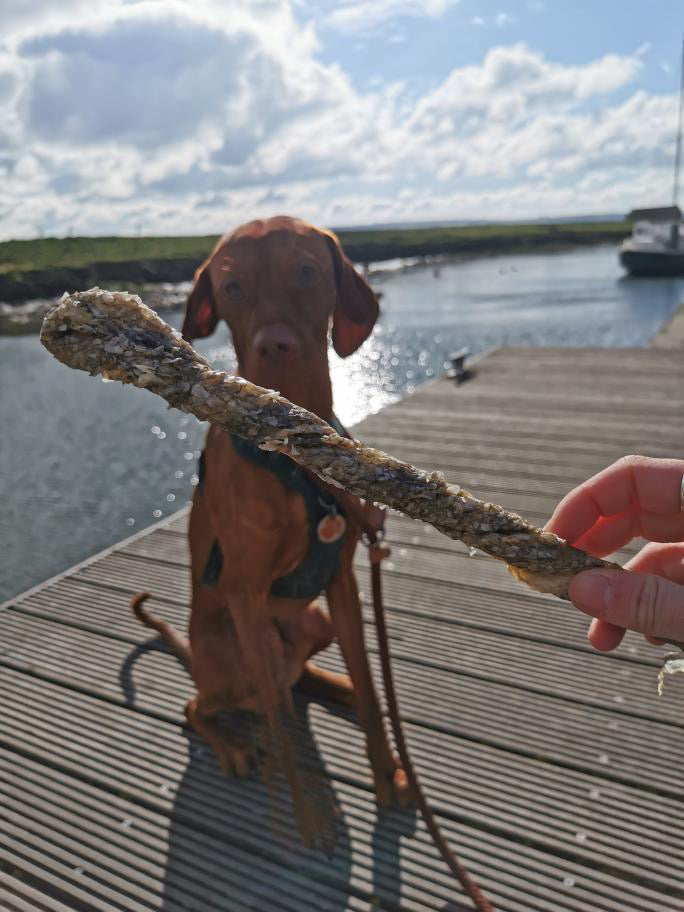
[546,455,684,546]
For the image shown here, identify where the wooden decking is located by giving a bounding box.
[2,346,684,911]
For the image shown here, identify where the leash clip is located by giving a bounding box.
[361,527,386,548]
[363,532,391,564]
[369,544,391,564]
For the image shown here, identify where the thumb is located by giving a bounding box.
[569,569,684,643]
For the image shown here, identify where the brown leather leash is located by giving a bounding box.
[364,529,495,912]
[310,477,494,910]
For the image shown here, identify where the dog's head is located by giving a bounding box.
[181,216,379,401]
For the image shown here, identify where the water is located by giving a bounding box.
[1,244,682,601]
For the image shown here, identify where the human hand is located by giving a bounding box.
[546,455,684,650]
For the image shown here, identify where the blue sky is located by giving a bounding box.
[315,0,680,95]
[1,0,682,238]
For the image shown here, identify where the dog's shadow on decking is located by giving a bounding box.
[120,639,427,909]
[159,695,420,911]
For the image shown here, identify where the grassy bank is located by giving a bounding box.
[0,235,218,276]
[0,221,629,305]
[340,220,627,258]
[0,221,628,275]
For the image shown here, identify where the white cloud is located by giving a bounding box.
[0,3,678,239]
[2,0,113,39]
[19,18,262,149]
[472,11,515,28]
[409,44,642,120]
[323,0,459,33]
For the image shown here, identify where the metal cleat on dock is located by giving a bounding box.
[447,346,471,384]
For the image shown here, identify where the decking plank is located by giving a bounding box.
[2,565,680,729]
[0,672,679,911]
[1,611,681,797]
[36,544,667,677]
[0,873,76,912]
[7,571,673,725]
[4,346,684,911]
[9,553,659,666]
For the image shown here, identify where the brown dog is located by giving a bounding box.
[133,216,410,815]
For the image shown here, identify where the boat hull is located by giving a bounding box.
[620,248,684,277]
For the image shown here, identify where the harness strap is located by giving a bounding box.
[366,532,494,912]
[199,417,351,599]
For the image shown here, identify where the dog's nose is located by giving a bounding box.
[252,324,301,362]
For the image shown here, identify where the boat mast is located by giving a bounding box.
[673,34,684,208]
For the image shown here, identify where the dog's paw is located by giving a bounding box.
[216,740,257,778]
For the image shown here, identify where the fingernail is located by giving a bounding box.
[570,571,615,615]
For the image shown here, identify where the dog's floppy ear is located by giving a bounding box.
[182,260,217,342]
[325,231,379,358]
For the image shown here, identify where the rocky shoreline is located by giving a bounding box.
[0,256,199,305]
[0,227,627,306]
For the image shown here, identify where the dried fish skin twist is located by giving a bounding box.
[41,287,614,600]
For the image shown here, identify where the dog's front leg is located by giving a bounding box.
[326,569,412,807]
[228,585,294,726]
[227,586,335,839]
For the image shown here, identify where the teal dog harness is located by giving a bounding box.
[199,418,349,600]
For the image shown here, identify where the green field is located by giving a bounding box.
[0,221,629,276]
[0,235,219,276]
[339,220,627,246]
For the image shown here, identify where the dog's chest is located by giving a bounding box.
[199,437,347,600]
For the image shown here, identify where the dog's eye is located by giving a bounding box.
[300,264,317,285]
[225,279,241,298]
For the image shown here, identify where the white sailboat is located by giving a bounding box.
[620,37,684,276]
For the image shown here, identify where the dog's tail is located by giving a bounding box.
[130,592,192,666]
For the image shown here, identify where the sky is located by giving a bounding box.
[0,0,682,239]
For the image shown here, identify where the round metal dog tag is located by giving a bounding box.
[317,513,346,543]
